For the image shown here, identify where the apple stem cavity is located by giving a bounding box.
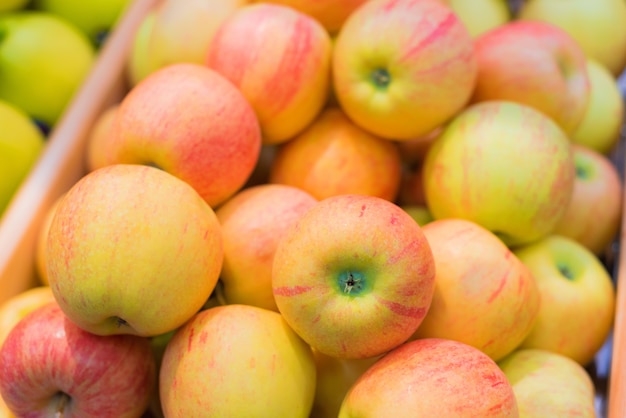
[339,271,365,296]
[114,316,129,328]
[557,263,574,280]
[370,68,391,90]
[54,392,70,418]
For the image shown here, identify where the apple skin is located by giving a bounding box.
[571,59,625,155]
[0,302,156,417]
[471,20,590,135]
[85,103,119,172]
[518,0,626,76]
[410,219,541,362]
[159,304,317,418]
[272,194,436,359]
[206,3,332,145]
[46,164,224,337]
[447,0,511,38]
[0,11,95,127]
[513,235,616,366]
[268,107,403,202]
[0,99,45,216]
[422,100,575,248]
[332,0,477,140]
[553,144,623,256]
[34,195,64,286]
[498,348,596,417]
[102,63,262,208]
[338,338,519,417]
[215,184,318,312]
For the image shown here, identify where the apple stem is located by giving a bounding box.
[55,392,70,418]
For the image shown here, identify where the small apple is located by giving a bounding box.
[498,348,597,417]
[338,338,519,417]
[102,63,262,208]
[513,235,616,366]
[0,99,45,216]
[46,164,224,337]
[159,304,317,418]
[571,59,625,155]
[332,0,477,140]
[471,20,590,135]
[0,11,96,127]
[447,0,511,38]
[422,101,575,248]
[215,184,318,312]
[0,302,156,417]
[552,144,623,256]
[518,0,626,76]
[268,107,403,201]
[272,194,436,359]
[206,3,333,144]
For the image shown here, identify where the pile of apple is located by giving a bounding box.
[1,0,626,416]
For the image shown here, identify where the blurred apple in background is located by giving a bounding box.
[447,0,511,37]
[332,0,477,140]
[571,59,625,155]
[411,219,540,362]
[46,164,224,337]
[207,3,332,145]
[0,99,45,217]
[32,0,131,46]
[498,348,597,417]
[552,144,623,256]
[0,302,156,417]
[125,9,157,87]
[34,194,63,286]
[513,235,616,367]
[85,103,119,172]
[471,20,590,135]
[159,304,317,418]
[423,101,575,248]
[100,63,262,208]
[268,107,402,201]
[272,194,436,359]
[0,286,54,347]
[252,0,369,34]
[518,0,626,77]
[215,184,318,312]
[0,11,95,128]
[338,338,519,417]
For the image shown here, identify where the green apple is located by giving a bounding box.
[0,99,45,217]
[32,0,131,46]
[0,0,28,12]
[518,0,626,76]
[0,11,96,127]
[423,100,576,248]
[125,10,158,87]
[272,194,436,359]
[46,164,224,337]
[447,0,511,37]
[513,235,616,367]
[498,348,597,417]
[571,59,625,155]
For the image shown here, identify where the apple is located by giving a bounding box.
[32,0,131,46]
[250,0,369,34]
[0,11,96,127]
[272,193,436,359]
[447,0,511,38]
[85,103,119,172]
[46,164,224,337]
[471,20,590,135]
[332,0,477,140]
[0,301,156,417]
[552,144,623,256]
[215,184,318,312]
[571,59,625,155]
[338,338,519,417]
[0,286,55,348]
[518,0,626,76]
[310,350,380,418]
[101,63,262,208]
[159,304,317,418]
[206,3,333,145]
[498,348,596,417]
[410,219,540,361]
[125,9,158,87]
[268,107,403,201]
[0,99,45,216]
[513,235,616,366]
[422,100,576,248]
[34,194,64,286]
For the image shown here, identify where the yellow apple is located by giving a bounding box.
[447,0,511,37]
[85,103,119,172]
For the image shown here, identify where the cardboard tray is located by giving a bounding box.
[0,0,624,416]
